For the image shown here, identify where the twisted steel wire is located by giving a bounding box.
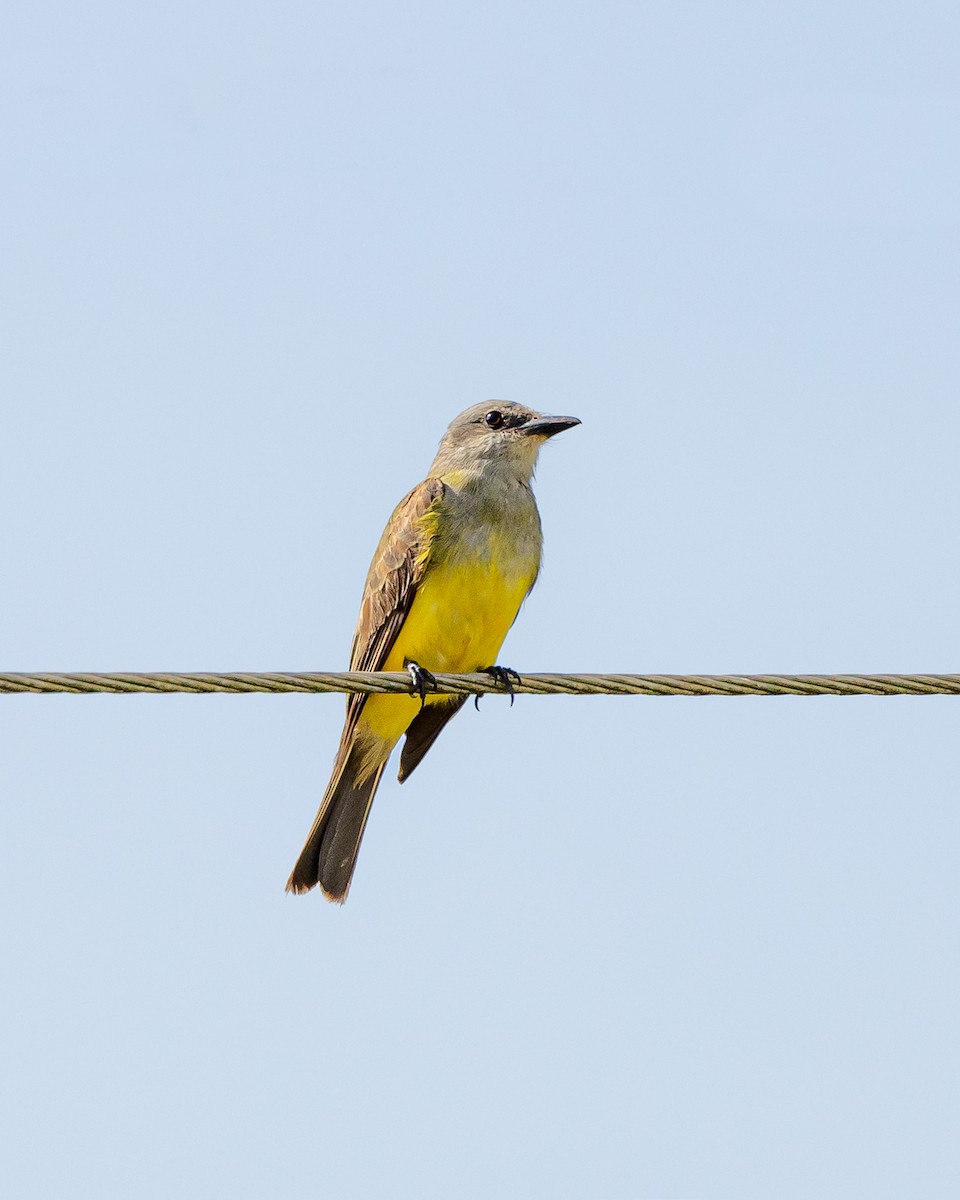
[1,671,959,696]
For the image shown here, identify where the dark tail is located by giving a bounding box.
[286,739,387,902]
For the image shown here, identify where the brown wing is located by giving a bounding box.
[342,477,445,731]
[284,479,445,898]
[397,696,466,782]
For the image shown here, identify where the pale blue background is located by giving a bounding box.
[2,3,959,1197]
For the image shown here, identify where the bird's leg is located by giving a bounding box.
[476,665,523,709]
[405,661,438,709]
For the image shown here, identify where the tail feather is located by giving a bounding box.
[286,740,387,902]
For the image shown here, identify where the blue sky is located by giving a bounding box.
[2,3,959,1196]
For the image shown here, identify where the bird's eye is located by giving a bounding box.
[484,410,504,429]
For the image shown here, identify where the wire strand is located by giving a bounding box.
[1,672,959,696]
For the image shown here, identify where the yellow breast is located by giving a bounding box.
[384,553,535,676]
[360,478,542,745]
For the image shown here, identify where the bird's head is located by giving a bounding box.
[430,401,581,484]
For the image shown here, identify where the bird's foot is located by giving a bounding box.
[475,665,523,710]
[405,661,438,708]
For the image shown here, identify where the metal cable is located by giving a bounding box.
[1,672,959,696]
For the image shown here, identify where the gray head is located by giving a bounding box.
[429,400,581,483]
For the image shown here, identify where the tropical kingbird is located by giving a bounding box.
[286,400,580,901]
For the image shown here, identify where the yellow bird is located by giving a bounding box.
[286,401,580,901]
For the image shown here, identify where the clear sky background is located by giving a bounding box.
[2,3,959,1197]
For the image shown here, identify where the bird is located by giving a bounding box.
[286,400,580,901]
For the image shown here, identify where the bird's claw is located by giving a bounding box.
[406,661,437,708]
[475,665,522,709]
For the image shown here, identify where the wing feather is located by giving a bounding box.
[342,478,445,730]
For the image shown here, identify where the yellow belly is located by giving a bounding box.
[360,554,536,744]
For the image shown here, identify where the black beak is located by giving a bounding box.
[522,414,582,438]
